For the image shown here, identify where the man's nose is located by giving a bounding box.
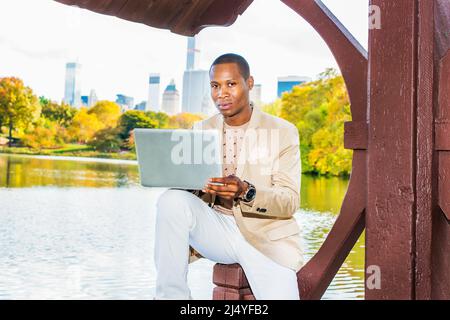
[217,86,230,98]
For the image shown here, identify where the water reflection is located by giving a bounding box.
[0,153,364,299]
[0,154,140,188]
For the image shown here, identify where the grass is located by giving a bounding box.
[0,144,137,161]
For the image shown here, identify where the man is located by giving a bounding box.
[154,53,303,300]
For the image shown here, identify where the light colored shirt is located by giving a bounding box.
[213,120,250,216]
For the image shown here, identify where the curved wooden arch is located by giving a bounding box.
[280,0,368,299]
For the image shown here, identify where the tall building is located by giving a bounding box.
[186,36,200,70]
[81,96,89,106]
[135,101,147,111]
[182,70,213,115]
[64,62,82,108]
[277,76,311,98]
[161,79,180,115]
[116,94,134,112]
[88,89,98,107]
[147,73,160,112]
[181,36,215,115]
[250,84,262,108]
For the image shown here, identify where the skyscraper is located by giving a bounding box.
[81,96,89,106]
[161,79,180,115]
[116,94,134,112]
[88,89,98,107]
[64,62,82,108]
[182,69,213,115]
[135,101,147,111]
[186,36,200,71]
[277,76,311,98]
[181,36,215,115]
[147,73,160,112]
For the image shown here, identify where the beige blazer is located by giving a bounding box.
[190,106,303,272]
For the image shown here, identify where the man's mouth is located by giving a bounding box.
[218,103,232,110]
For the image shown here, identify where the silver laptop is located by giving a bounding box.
[134,128,222,189]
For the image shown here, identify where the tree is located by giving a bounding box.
[263,69,352,176]
[21,118,68,150]
[88,127,123,153]
[118,110,157,139]
[0,77,41,146]
[145,111,170,129]
[40,97,77,127]
[262,99,282,117]
[87,101,122,128]
[168,112,205,129]
[68,108,103,143]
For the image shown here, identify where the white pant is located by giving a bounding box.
[154,189,299,300]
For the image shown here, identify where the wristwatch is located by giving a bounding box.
[240,180,256,203]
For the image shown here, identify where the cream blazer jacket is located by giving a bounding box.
[190,106,303,272]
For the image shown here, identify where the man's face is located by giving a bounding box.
[209,63,254,118]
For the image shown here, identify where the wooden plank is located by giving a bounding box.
[437,52,450,222]
[344,121,368,150]
[366,0,418,299]
[212,264,250,289]
[415,0,435,300]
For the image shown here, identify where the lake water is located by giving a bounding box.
[0,153,364,299]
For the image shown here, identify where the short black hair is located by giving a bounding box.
[210,53,250,80]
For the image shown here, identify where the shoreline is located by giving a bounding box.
[0,150,138,165]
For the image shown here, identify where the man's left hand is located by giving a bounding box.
[202,175,248,200]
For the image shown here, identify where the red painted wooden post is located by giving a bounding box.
[212,264,254,300]
[415,0,435,300]
[433,0,450,298]
[366,0,419,299]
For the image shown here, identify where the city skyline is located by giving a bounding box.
[0,0,369,105]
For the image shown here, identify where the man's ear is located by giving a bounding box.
[247,76,254,90]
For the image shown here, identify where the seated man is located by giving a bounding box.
[154,53,303,300]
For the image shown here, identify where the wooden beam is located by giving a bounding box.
[366,0,418,300]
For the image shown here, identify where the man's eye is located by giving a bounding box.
[228,82,236,87]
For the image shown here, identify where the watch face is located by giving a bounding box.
[246,188,256,201]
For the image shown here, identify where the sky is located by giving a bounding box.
[0,0,369,105]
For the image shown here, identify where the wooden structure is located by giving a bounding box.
[55,0,450,299]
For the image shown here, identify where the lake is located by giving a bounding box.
[0,153,364,299]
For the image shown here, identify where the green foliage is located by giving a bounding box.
[145,111,170,129]
[88,127,123,153]
[117,110,157,139]
[265,69,352,176]
[40,99,77,127]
